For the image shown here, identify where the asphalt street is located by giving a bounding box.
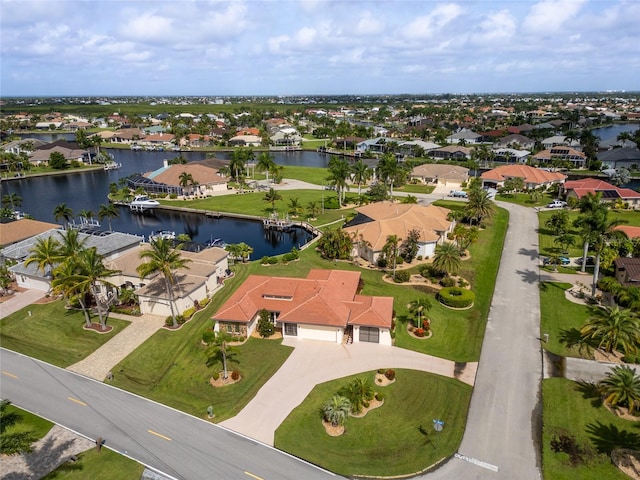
[0,349,338,480]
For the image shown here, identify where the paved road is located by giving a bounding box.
[0,349,338,480]
[425,202,542,479]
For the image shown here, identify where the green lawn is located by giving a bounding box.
[496,192,556,208]
[539,282,593,359]
[0,301,130,368]
[538,209,640,258]
[108,287,294,422]
[397,184,436,195]
[275,369,471,477]
[3,403,54,441]
[542,378,636,480]
[43,447,144,479]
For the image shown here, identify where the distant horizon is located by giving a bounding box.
[2,1,638,97]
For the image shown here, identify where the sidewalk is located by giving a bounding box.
[220,340,477,446]
[66,312,166,381]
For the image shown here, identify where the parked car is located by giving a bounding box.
[547,200,568,208]
[448,190,468,198]
[576,256,596,266]
[543,256,570,266]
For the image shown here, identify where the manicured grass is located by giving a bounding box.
[397,184,436,194]
[43,447,144,479]
[0,301,130,368]
[539,282,592,359]
[496,192,556,207]
[538,209,640,258]
[275,369,471,477]
[3,403,54,441]
[542,378,634,480]
[109,284,294,422]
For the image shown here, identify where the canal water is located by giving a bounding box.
[1,147,324,258]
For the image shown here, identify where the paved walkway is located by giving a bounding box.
[0,425,94,480]
[66,312,166,381]
[0,289,46,319]
[221,340,477,445]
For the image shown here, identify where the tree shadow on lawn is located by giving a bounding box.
[586,421,640,454]
[559,328,596,355]
[574,381,603,408]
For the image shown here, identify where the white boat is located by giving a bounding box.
[103,161,122,171]
[130,195,160,212]
[149,230,176,242]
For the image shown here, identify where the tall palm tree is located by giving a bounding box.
[178,171,194,195]
[432,242,462,276]
[306,201,321,219]
[263,187,282,213]
[377,153,401,199]
[206,331,237,380]
[351,158,371,197]
[287,197,303,218]
[53,203,74,229]
[256,152,276,184]
[24,236,62,278]
[383,234,401,279]
[70,247,120,330]
[137,238,192,328]
[98,203,119,232]
[52,259,92,326]
[326,157,350,206]
[56,228,88,259]
[580,305,640,357]
[322,395,351,427]
[78,209,94,225]
[599,365,640,415]
[589,212,628,295]
[1,193,22,211]
[409,297,433,329]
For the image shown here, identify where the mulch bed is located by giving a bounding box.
[350,398,384,418]
[612,449,640,480]
[322,420,345,437]
[209,373,242,387]
[375,373,396,387]
[83,323,113,334]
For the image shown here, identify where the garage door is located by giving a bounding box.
[359,326,379,343]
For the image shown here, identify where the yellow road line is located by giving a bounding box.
[1,371,18,379]
[244,472,264,480]
[148,429,172,441]
[67,397,87,406]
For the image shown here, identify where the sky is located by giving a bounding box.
[1,0,639,97]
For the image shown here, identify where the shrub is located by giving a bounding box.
[362,401,370,409]
[375,392,384,401]
[231,370,240,381]
[438,287,476,308]
[268,256,279,265]
[394,270,410,283]
[169,193,178,199]
[261,256,270,265]
[377,368,385,374]
[176,314,186,325]
[183,307,196,319]
[385,369,395,380]
[414,328,425,337]
[202,331,215,344]
[199,297,210,307]
[377,256,388,268]
[211,371,220,381]
[257,308,275,337]
[396,256,404,265]
[417,256,423,261]
[439,276,456,287]
[457,278,469,288]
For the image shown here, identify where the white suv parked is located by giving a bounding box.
[547,200,568,208]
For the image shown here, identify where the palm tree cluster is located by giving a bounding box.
[580,305,640,360]
[338,378,375,414]
[599,365,640,415]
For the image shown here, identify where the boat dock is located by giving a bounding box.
[263,213,294,231]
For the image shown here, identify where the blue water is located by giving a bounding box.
[591,123,639,140]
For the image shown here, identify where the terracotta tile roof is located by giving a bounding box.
[614,226,640,239]
[0,219,61,246]
[564,178,640,200]
[145,163,226,186]
[481,165,566,185]
[343,202,451,250]
[212,269,392,329]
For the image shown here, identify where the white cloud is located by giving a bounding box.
[473,10,516,44]
[403,3,463,39]
[295,27,317,47]
[354,12,384,36]
[523,0,587,33]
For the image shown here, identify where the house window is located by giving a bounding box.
[284,323,298,336]
[359,326,380,343]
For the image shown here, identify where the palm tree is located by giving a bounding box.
[0,400,37,455]
[339,378,374,414]
[287,197,303,218]
[554,233,575,254]
[237,242,254,263]
[263,188,282,213]
[599,365,640,415]
[322,395,351,427]
[351,159,371,197]
[1,193,22,212]
[98,203,119,231]
[206,331,237,380]
[137,238,192,328]
[178,171,194,195]
[56,228,88,259]
[402,195,418,204]
[432,242,462,276]
[377,153,401,199]
[70,247,120,330]
[53,203,74,229]
[383,234,401,279]
[306,201,321,219]
[256,152,276,184]
[24,236,62,278]
[580,306,640,358]
[451,224,479,254]
[465,187,495,225]
[409,297,432,329]
[326,157,350,206]
[78,209,94,225]
[589,212,628,295]
[52,260,92,326]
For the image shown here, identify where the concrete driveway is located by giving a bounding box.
[221,339,477,445]
[0,289,45,319]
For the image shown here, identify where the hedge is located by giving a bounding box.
[437,287,475,309]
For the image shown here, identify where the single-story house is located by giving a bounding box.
[356,137,388,154]
[141,161,228,196]
[446,129,482,144]
[481,165,567,190]
[409,164,469,185]
[110,128,144,144]
[343,201,453,265]
[430,145,472,160]
[228,134,262,147]
[0,219,61,247]
[492,148,531,164]
[541,135,581,150]
[597,147,640,170]
[398,140,441,156]
[212,269,394,345]
[532,147,586,168]
[494,133,535,150]
[2,138,46,156]
[29,145,88,166]
[613,257,640,286]
[270,131,302,146]
[561,178,640,210]
[106,244,229,318]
